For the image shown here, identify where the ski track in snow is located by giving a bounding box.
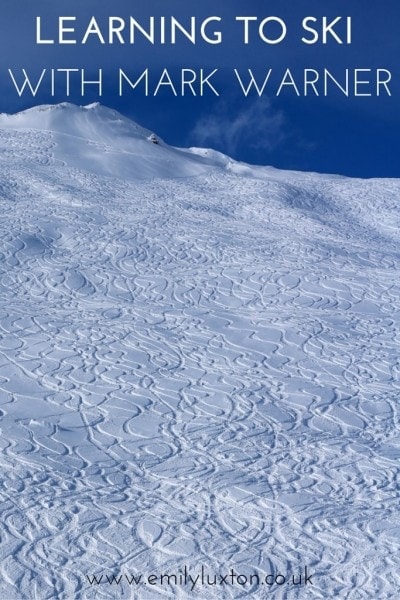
[0,105,399,599]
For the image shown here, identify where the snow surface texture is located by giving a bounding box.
[0,102,399,599]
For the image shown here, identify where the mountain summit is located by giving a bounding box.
[0,102,233,178]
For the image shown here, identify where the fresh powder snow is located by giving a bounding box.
[0,103,399,599]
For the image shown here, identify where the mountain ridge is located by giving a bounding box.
[0,101,218,179]
[0,101,337,180]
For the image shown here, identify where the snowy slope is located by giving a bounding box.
[0,103,399,600]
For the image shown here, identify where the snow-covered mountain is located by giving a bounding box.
[0,103,399,599]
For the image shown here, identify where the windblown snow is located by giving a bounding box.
[0,102,399,599]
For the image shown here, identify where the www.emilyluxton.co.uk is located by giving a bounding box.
[85,566,314,592]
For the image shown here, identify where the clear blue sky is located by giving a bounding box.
[2,0,400,178]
